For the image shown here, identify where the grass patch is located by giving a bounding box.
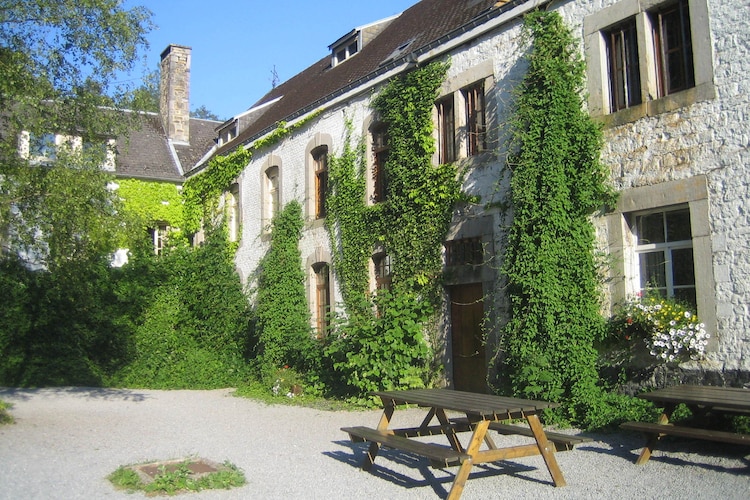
[109,458,245,495]
[0,399,14,425]
[233,381,364,411]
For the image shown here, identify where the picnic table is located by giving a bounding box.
[342,388,585,499]
[621,384,750,464]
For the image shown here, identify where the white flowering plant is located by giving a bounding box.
[609,293,709,363]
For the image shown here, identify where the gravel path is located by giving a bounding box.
[0,387,748,499]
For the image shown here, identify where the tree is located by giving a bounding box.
[0,1,154,269]
[497,11,616,426]
[191,105,221,121]
[126,69,160,113]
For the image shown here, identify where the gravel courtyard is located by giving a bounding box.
[0,387,748,499]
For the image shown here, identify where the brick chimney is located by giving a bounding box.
[160,44,191,144]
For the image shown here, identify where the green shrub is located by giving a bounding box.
[325,290,432,401]
[251,201,316,380]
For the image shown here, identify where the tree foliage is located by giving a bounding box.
[0,0,153,268]
[497,11,617,426]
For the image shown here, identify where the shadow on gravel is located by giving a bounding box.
[324,439,546,497]
[0,386,151,402]
[579,433,750,476]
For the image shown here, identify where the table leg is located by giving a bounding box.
[527,414,566,487]
[361,400,396,471]
[435,407,464,453]
[635,403,675,465]
[447,420,488,500]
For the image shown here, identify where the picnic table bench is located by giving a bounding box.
[620,385,750,464]
[341,389,577,499]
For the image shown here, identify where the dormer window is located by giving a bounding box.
[218,122,237,146]
[331,33,360,67]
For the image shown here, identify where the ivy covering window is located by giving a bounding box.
[633,207,696,307]
[606,19,641,111]
[228,184,240,242]
[312,146,328,219]
[652,0,695,96]
[436,95,455,164]
[371,124,388,203]
[463,82,486,156]
[373,252,392,291]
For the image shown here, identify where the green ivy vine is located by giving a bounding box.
[117,178,184,242]
[497,11,617,427]
[182,112,322,234]
[324,60,463,395]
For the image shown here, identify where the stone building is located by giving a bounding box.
[188,0,749,389]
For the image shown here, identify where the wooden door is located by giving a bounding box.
[449,283,487,393]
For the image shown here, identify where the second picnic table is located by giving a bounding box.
[342,388,579,499]
[621,384,750,464]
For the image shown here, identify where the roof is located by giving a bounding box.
[203,0,517,164]
[116,112,220,182]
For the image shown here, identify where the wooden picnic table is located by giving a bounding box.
[621,384,750,464]
[342,388,573,499]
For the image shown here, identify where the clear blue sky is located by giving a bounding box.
[123,0,418,120]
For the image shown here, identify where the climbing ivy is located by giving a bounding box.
[497,11,617,427]
[325,60,463,395]
[117,178,184,230]
[324,124,371,316]
[182,113,321,234]
[251,200,313,380]
[370,60,462,302]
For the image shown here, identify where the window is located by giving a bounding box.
[149,223,169,255]
[312,146,328,219]
[227,184,240,242]
[445,237,483,266]
[436,95,456,164]
[332,35,359,66]
[606,19,642,111]
[373,252,392,291]
[371,124,388,203]
[29,133,57,160]
[463,82,486,156]
[652,0,695,97]
[265,166,279,223]
[585,0,712,119]
[632,207,695,307]
[313,263,331,337]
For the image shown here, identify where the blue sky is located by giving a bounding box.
[123,0,418,120]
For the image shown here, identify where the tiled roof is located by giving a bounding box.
[116,112,220,182]
[208,0,512,162]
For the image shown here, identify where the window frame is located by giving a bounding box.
[584,0,714,122]
[436,94,456,164]
[370,123,389,204]
[463,82,487,156]
[312,146,328,219]
[631,206,696,305]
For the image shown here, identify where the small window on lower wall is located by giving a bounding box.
[373,252,392,291]
[445,237,483,267]
[630,206,696,307]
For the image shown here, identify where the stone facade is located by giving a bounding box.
[210,0,749,387]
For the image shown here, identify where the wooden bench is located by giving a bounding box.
[620,421,750,446]
[451,418,591,451]
[342,426,471,469]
